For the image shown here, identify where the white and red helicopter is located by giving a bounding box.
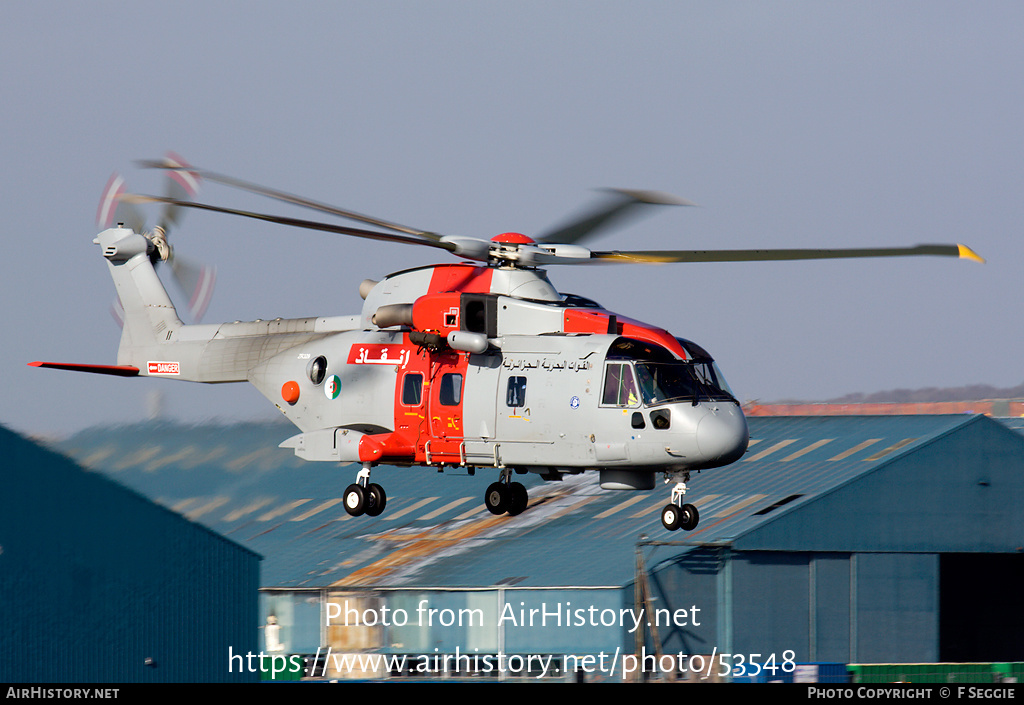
[31,156,983,531]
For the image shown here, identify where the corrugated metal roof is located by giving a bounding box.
[998,416,1024,434]
[55,414,996,589]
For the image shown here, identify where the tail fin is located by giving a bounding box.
[95,227,183,364]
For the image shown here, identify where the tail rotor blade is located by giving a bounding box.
[158,151,202,233]
[110,296,124,329]
[98,173,146,233]
[170,256,217,322]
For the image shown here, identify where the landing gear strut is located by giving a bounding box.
[344,464,387,517]
[484,468,529,516]
[661,471,698,532]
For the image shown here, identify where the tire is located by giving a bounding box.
[507,482,529,516]
[344,483,366,516]
[661,504,681,531]
[365,483,387,517]
[485,482,509,515]
[680,503,699,531]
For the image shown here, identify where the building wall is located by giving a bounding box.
[650,549,941,671]
[854,553,938,663]
[0,427,259,682]
[260,587,627,680]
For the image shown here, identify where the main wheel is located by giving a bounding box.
[661,504,681,531]
[485,482,509,515]
[507,482,529,516]
[679,503,699,531]
[344,483,366,516]
[365,483,387,517]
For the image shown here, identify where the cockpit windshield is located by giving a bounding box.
[633,360,735,405]
[604,337,737,406]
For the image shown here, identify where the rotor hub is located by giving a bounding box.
[490,232,535,245]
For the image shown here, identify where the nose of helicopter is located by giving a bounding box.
[695,405,749,466]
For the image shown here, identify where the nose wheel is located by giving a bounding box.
[344,464,388,517]
[661,502,698,531]
[484,469,529,516]
[661,473,699,532]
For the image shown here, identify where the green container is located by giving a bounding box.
[848,663,1024,684]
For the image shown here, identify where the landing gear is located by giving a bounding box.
[678,503,699,531]
[661,504,681,531]
[661,471,699,532]
[344,483,367,515]
[365,483,387,517]
[507,482,529,516]
[485,482,508,515]
[344,464,387,517]
[484,469,529,516]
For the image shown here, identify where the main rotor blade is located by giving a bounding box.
[121,194,458,253]
[139,159,443,242]
[537,189,695,245]
[590,243,985,264]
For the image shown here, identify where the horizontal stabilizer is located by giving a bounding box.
[28,361,140,377]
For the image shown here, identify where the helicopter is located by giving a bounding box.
[30,156,984,532]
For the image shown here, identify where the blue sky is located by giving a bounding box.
[3,2,1021,435]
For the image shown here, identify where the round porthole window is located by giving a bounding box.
[307,355,328,385]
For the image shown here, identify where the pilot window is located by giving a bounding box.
[506,376,527,407]
[439,373,463,406]
[402,373,423,405]
[602,363,639,407]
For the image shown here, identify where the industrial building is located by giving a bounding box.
[1,425,260,683]
[51,413,1024,681]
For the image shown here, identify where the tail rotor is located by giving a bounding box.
[98,152,216,323]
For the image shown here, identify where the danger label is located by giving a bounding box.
[147,361,180,375]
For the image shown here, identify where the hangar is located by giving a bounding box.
[54,413,1024,680]
[0,425,259,683]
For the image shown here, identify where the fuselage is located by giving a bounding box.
[257,263,750,487]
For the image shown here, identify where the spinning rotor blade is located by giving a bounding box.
[98,174,144,329]
[120,194,459,254]
[150,153,217,322]
[139,158,443,242]
[101,155,217,322]
[590,243,985,264]
[124,160,984,272]
[538,189,695,245]
[170,255,217,321]
[157,151,201,233]
[97,173,145,233]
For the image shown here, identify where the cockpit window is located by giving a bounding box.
[602,362,640,407]
[605,336,737,405]
[635,361,736,404]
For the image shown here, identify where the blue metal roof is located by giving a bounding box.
[998,416,1024,434]
[54,414,1018,589]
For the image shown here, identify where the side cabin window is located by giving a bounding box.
[439,373,463,406]
[602,363,639,407]
[402,373,423,406]
[506,376,527,407]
